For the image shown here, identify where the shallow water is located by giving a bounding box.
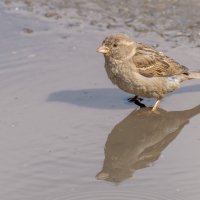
[0,1,200,200]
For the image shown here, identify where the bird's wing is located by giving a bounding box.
[132,43,188,77]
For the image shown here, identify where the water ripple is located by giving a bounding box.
[56,189,184,200]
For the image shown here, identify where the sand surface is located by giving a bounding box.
[0,1,200,200]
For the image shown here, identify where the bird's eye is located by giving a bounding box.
[113,43,118,47]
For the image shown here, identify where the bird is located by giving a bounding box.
[97,34,200,111]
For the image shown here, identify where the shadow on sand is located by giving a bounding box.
[47,88,134,109]
[47,84,200,109]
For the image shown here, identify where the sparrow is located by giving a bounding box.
[97,34,200,111]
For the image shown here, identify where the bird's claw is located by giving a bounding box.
[128,96,143,102]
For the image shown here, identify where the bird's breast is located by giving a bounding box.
[104,61,141,94]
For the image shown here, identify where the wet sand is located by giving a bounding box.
[0,1,200,200]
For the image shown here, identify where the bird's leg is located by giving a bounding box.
[152,100,161,111]
[128,95,146,108]
[128,95,138,102]
[138,97,143,101]
[128,95,143,102]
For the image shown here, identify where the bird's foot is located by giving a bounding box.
[135,101,146,108]
[128,96,143,102]
[149,108,160,114]
[127,96,146,108]
[151,100,161,112]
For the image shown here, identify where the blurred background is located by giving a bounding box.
[4,0,200,47]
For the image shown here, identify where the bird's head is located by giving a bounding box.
[97,34,136,60]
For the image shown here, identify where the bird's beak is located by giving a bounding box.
[96,45,109,54]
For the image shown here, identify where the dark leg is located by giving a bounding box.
[127,95,146,108]
[128,95,143,102]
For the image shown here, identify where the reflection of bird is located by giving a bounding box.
[96,105,200,183]
[97,34,200,111]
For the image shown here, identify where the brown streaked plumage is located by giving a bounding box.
[133,43,189,77]
[97,34,200,111]
[133,43,188,77]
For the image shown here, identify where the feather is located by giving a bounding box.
[133,43,189,77]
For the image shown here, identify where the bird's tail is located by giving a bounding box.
[182,105,200,119]
[188,72,200,79]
